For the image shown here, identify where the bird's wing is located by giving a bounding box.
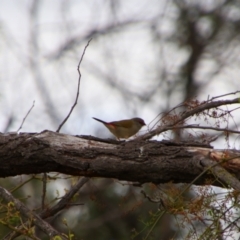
[111,119,133,128]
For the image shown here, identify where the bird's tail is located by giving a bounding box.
[92,117,107,124]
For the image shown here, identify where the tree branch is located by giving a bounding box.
[0,186,67,240]
[200,157,240,190]
[166,124,240,135]
[41,177,89,218]
[141,98,240,140]
[1,131,240,187]
[3,177,89,240]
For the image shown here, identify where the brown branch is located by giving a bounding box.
[210,90,240,101]
[56,39,92,133]
[1,130,240,184]
[0,185,67,240]
[40,177,89,218]
[3,177,89,240]
[17,100,35,132]
[141,98,240,140]
[170,124,240,135]
[200,157,240,191]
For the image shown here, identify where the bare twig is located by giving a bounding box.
[17,100,35,132]
[170,124,240,135]
[210,90,240,101]
[56,39,92,133]
[0,185,68,240]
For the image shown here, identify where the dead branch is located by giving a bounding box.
[1,131,240,188]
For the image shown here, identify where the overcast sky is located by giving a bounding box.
[0,0,239,148]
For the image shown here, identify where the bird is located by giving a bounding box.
[92,117,146,139]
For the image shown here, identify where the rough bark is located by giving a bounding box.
[0,130,240,187]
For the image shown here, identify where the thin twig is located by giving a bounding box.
[17,100,35,132]
[56,39,92,133]
[148,101,186,131]
[170,124,240,135]
[210,90,240,101]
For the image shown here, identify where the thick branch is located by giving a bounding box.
[200,157,240,190]
[0,131,240,188]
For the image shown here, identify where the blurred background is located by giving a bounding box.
[0,0,240,239]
